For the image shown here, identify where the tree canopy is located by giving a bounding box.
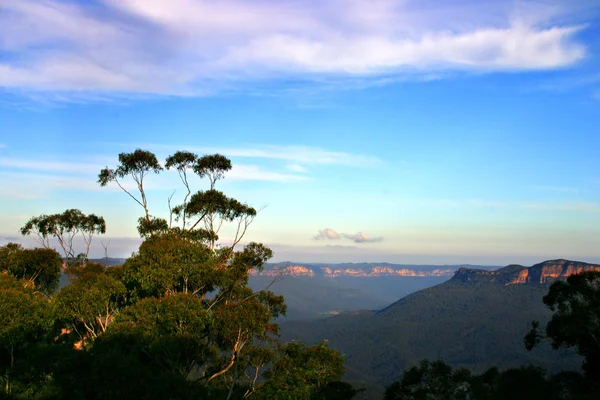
[1,149,352,400]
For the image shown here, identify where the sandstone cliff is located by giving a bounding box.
[452,259,600,285]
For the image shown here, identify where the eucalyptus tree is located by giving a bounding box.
[2,150,350,399]
[98,148,162,223]
[93,149,349,398]
[165,150,198,228]
[20,209,106,266]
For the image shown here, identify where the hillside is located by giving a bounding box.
[280,259,600,387]
[250,262,499,320]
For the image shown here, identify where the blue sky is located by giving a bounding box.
[1,0,600,265]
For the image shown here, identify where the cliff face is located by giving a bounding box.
[249,264,456,278]
[452,259,600,285]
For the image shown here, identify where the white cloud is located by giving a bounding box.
[0,144,6,149]
[314,228,341,240]
[0,0,591,97]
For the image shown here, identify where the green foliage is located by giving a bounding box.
[54,265,127,343]
[137,215,169,238]
[122,233,215,298]
[281,279,578,386]
[384,360,471,400]
[3,150,354,399]
[193,154,232,188]
[0,274,53,395]
[256,341,348,399]
[98,148,162,186]
[20,209,106,265]
[0,244,62,296]
[98,149,163,222]
[526,271,600,392]
[385,361,586,400]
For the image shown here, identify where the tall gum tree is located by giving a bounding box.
[93,149,349,399]
[20,209,106,267]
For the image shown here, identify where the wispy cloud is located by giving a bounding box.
[343,232,384,243]
[0,171,101,199]
[521,201,600,213]
[0,144,6,149]
[0,157,103,174]
[0,150,314,199]
[0,0,592,99]
[313,228,383,243]
[228,164,308,182]
[133,143,381,167]
[287,164,308,173]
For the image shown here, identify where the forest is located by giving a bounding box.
[1,150,599,400]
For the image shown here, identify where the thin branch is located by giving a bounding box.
[243,273,283,301]
[168,190,176,229]
[114,178,146,210]
[208,329,246,382]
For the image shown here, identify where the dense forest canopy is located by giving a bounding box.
[0,150,356,400]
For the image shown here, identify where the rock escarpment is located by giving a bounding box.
[452,259,600,285]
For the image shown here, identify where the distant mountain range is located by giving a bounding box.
[252,262,478,278]
[250,262,499,320]
[453,259,600,285]
[280,259,600,395]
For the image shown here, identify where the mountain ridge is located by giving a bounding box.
[452,259,600,285]
[250,262,497,278]
[280,259,598,389]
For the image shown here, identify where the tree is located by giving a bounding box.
[0,244,62,296]
[526,271,600,391]
[98,149,162,223]
[165,150,198,228]
[0,274,53,395]
[94,150,349,398]
[20,209,106,266]
[3,150,352,399]
[384,360,471,400]
[54,263,127,345]
[256,341,349,399]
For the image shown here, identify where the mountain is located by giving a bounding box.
[82,259,491,320]
[254,262,467,278]
[249,262,498,320]
[89,257,127,266]
[453,259,600,285]
[248,275,389,320]
[280,259,600,389]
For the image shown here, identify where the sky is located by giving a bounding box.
[1,0,600,266]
